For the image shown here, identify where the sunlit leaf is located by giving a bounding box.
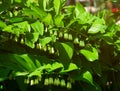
[0,21,7,28]
[53,0,60,15]
[42,13,53,25]
[82,71,93,84]
[74,2,85,18]
[54,15,64,27]
[49,62,63,72]
[31,21,44,35]
[88,18,106,34]
[61,63,78,73]
[15,72,29,76]
[80,46,98,62]
[14,0,22,3]
[25,33,39,48]
[30,4,47,19]
[39,37,52,46]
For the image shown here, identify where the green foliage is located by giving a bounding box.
[0,0,120,91]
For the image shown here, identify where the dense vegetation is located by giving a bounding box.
[0,0,120,91]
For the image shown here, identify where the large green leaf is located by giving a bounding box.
[88,18,106,34]
[25,33,39,48]
[61,63,78,73]
[0,54,26,71]
[0,21,7,28]
[30,4,47,19]
[55,42,73,68]
[0,53,38,77]
[48,62,63,73]
[20,54,37,71]
[39,37,52,46]
[74,2,85,18]
[3,21,30,35]
[42,13,53,25]
[82,71,93,85]
[43,0,53,11]
[60,42,73,59]
[54,15,64,27]
[31,21,44,35]
[53,0,61,15]
[80,46,98,62]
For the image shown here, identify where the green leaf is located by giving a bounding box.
[12,54,33,71]
[55,42,73,68]
[49,62,63,72]
[61,63,78,73]
[31,21,44,35]
[39,37,52,46]
[42,13,53,25]
[66,19,77,28]
[20,54,37,71]
[9,17,23,23]
[28,69,42,77]
[25,33,39,48]
[102,35,113,45]
[77,12,94,24]
[43,0,48,10]
[30,4,47,19]
[82,71,93,85]
[53,0,61,15]
[80,46,98,62]
[22,8,38,16]
[3,21,30,35]
[16,77,27,91]
[74,2,85,18]
[54,15,64,27]
[88,18,106,34]
[14,0,22,3]
[60,42,73,59]
[81,82,101,91]
[15,72,29,77]
[115,39,120,51]
[92,61,102,77]
[14,21,31,33]
[0,68,9,81]
[0,21,7,28]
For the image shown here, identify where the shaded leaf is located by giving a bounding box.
[20,54,37,71]
[92,61,102,77]
[55,42,74,68]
